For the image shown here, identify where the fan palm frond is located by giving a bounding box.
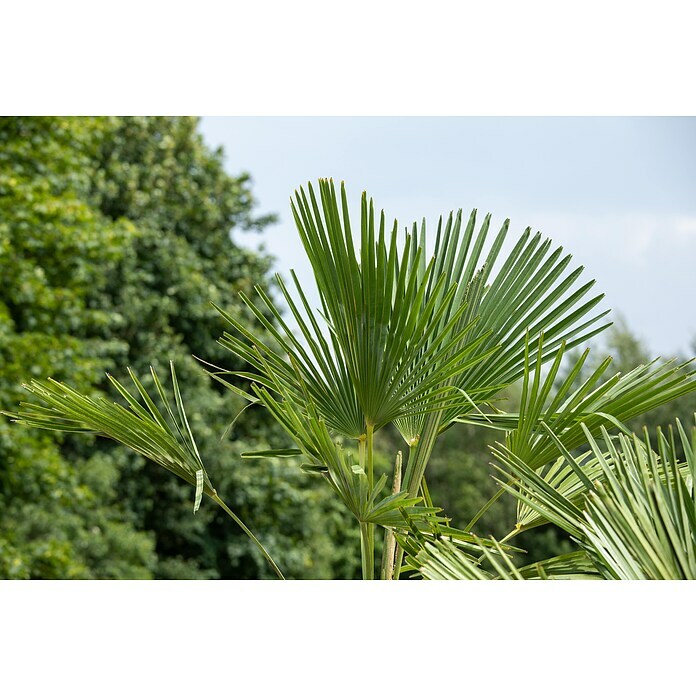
[583,422,696,579]
[3,364,284,579]
[215,180,493,441]
[492,418,696,579]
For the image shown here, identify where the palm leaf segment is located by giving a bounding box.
[492,419,696,580]
[9,364,214,511]
[5,365,285,579]
[483,335,696,533]
[216,179,609,448]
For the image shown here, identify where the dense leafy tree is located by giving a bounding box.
[0,118,153,577]
[1,117,359,579]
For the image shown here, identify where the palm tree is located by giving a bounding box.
[6,179,695,579]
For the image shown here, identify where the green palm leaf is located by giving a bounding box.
[392,214,610,495]
[472,334,696,534]
[583,423,696,579]
[215,180,490,441]
[3,364,284,579]
[466,336,696,469]
[492,418,696,579]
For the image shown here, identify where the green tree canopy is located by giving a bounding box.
[0,117,358,579]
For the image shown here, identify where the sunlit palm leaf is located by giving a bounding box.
[474,335,696,533]
[404,534,600,580]
[215,179,491,440]
[583,423,696,579]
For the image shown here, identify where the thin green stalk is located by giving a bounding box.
[212,493,285,580]
[365,424,376,579]
[357,432,375,579]
[360,522,374,580]
[366,424,375,488]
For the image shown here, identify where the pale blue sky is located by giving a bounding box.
[200,117,696,358]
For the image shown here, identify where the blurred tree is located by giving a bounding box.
[0,117,155,577]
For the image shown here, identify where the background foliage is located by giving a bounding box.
[1,117,694,578]
[0,117,357,579]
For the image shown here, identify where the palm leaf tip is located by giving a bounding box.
[10,365,215,510]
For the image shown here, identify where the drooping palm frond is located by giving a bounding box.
[3,364,284,579]
[8,364,212,505]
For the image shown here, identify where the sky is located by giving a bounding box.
[200,117,696,359]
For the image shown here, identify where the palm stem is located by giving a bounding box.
[364,424,376,579]
[357,434,374,579]
[360,522,374,580]
[366,424,375,488]
[212,493,285,580]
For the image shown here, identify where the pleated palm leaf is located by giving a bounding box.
[214,180,611,504]
[472,334,696,536]
[378,209,613,499]
[4,364,284,579]
[215,180,495,443]
[482,420,696,579]
[393,209,610,441]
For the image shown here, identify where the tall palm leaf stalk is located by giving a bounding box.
[5,179,696,579]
